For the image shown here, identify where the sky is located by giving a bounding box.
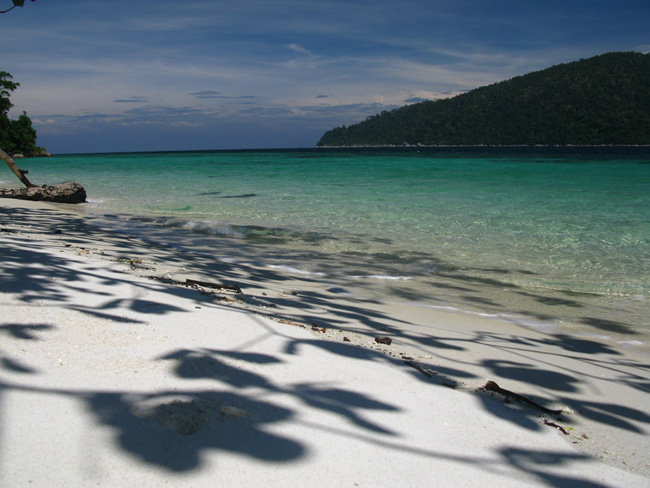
[2,0,649,154]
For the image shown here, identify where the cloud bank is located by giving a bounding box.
[3,0,648,152]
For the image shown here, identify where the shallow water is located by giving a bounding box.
[11,147,650,348]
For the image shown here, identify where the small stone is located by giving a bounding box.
[374,336,392,345]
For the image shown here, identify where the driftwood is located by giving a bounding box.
[184,279,243,294]
[484,380,563,415]
[0,181,87,204]
[1,148,87,204]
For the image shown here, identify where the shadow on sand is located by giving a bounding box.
[1,203,649,484]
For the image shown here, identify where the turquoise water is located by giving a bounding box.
[7,147,650,347]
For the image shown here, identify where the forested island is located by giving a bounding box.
[317,52,650,147]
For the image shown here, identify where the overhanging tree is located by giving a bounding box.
[2,1,37,187]
[0,71,35,187]
[1,0,86,202]
[0,0,35,14]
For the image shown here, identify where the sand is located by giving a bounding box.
[1,198,649,487]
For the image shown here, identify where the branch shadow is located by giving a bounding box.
[159,343,401,435]
[499,448,610,488]
[2,202,650,482]
[0,323,55,375]
[85,389,305,472]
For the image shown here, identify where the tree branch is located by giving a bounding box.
[1,148,36,187]
[1,1,35,14]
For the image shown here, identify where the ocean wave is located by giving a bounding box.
[85,198,105,205]
[266,264,327,277]
[179,219,245,237]
[352,274,413,281]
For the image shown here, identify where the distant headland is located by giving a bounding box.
[317,52,650,147]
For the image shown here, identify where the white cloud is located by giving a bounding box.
[288,43,316,57]
[282,43,321,70]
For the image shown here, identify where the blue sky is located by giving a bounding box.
[2,0,649,153]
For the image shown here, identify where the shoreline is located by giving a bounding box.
[316,144,650,149]
[7,147,650,337]
[7,144,650,158]
[1,198,649,486]
[73,200,650,355]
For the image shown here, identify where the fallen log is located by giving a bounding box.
[0,181,87,204]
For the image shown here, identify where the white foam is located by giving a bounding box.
[487,313,562,332]
[352,275,412,281]
[266,264,327,277]
[395,301,564,332]
[618,340,647,353]
[181,219,244,237]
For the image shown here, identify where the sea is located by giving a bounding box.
[8,147,650,350]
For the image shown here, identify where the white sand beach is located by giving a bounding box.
[1,199,649,487]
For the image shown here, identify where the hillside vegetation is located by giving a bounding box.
[1,71,41,156]
[317,52,650,146]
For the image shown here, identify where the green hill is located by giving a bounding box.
[317,52,650,146]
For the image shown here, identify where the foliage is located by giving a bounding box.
[317,52,650,146]
[0,70,18,115]
[0,71,39,155]
[1,0,35,15]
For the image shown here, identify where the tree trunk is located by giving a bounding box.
[1,147,36,187]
